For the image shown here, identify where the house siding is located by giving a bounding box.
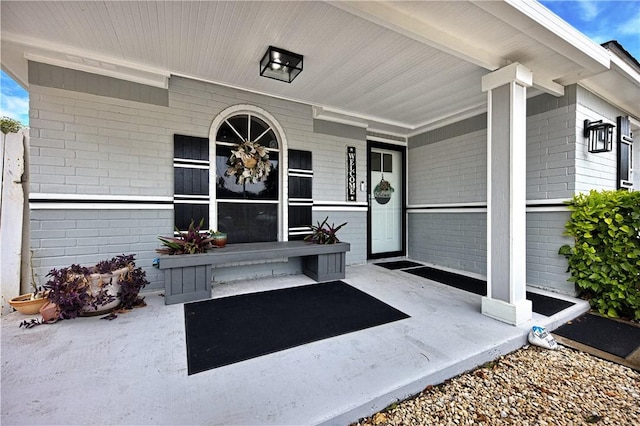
[574,86,625,192]
[27,63,366,292]
[26,61,630,297]
[526,211,574,293]
[407,84,624,296]
[408,213,487,275]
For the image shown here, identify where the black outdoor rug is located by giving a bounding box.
[375,260,424,270]
[553,312,640,358]
[184,281,410,375]
[405,266,575,316]
[407,266,487,296]
[526,292,575,317]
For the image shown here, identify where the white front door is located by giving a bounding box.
[369,144,404,257]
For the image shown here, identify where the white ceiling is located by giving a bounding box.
[1,1,636,136]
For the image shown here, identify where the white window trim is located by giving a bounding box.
[209,104,289,241]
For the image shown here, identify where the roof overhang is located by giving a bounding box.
[1,0,636,133]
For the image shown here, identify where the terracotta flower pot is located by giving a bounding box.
[212,233,227,248]
[9,294,49,315]
[39,301,59,322]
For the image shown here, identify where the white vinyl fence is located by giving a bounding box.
[1,129,28,315]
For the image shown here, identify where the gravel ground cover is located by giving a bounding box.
[354,345,639,425]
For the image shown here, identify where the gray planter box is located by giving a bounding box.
[158,241,350,305]
[159,255,213,305]
[303,252,346,282]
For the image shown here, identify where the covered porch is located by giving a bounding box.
[1,262,588,425]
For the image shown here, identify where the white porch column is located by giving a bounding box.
[481,63,532,326]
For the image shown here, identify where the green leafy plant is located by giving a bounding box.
[304,217,347,244]
[558,190,640,320]
[157,219,214,255]
[0,116,24,134]
[20,254,148,328]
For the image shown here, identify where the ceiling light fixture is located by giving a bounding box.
[260,46,303,83]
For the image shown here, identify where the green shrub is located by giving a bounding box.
[0,116,24,134]
[559,190,640,320]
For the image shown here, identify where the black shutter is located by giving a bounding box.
[617,116,633,190]
[288,149,313,240]
[174,134,210,230]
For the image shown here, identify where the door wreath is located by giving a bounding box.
[225,140,272,184]
[374,175,394,204]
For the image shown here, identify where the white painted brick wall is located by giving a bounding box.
[525,103,575,200]
[29,209,170,291]
[408,130,486,204]
[28,73,368,293]
[169,77,368,203]
[408,213,487,275]
[574,87,622,192]
[526,211,574,295]
[29,85,172,197]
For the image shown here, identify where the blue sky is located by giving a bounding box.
[1,71,29,125]
[1,0,639,128]
[540,0,640,59]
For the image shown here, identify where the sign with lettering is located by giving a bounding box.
[346,146,357,201]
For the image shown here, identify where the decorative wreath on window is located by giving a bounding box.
[225,140,272,185]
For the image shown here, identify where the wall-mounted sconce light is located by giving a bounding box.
[584,119,614,153]
[260,46,303,83]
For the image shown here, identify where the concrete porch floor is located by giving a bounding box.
[1,263,588,425]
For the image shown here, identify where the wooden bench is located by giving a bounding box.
[158,241,350,304]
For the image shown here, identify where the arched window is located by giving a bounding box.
[211,108,285,243]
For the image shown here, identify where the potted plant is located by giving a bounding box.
[302,217,349,281]
[304,217,348,244]
[8,251,49,315]
[43,254,148,320]
[157,219,213,255]
[8,287,48,315]
[156,219,217,304]
[210,230,227,248]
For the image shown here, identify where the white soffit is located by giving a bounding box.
[580,53,640,119]
[1,0,630,132]
[5,34,170,89]
[328,1,505,70]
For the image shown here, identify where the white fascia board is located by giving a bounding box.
[477,0,609,71]
[328,1,504,71]
[5,33,170,88]
[610,53,640,86]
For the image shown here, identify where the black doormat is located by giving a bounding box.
[184,281,410,375]
[375,260,423,270]
[526,292,575,317]
[407,266,487,296]
[553,313,640,358]
[406,266,575,316]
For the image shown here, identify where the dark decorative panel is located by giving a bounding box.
[175,204,209,231]
[288,176,312,199]
[174,134,208,161]
[617,116,633,190]
[288,149,313,241]
[289,205,312,228]
[174,167,209,196]
[289,149,312,171]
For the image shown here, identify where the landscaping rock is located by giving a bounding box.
[354,346,640,425]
